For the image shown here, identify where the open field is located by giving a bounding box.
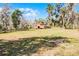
[0,27,79,56]
[0,27,79,41]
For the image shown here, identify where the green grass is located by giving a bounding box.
[0,27,79,56]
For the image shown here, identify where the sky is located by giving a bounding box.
[0,3,79,21]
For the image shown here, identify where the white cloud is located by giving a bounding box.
[19,8,39,20]
[25,8,38,17]
[25,13,32,16]
[19,8,25,12]
[25,8,32,11]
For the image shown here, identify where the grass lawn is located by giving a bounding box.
[0,27,79,56]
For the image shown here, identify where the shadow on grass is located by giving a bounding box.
[0,36,70,56]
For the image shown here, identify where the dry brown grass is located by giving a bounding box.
[0,27,79,56]
[0,27,79,41]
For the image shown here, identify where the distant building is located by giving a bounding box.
[34,22,50,29]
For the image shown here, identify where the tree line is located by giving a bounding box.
[0,3,79,33]
[46,3,79,29]
[0,4,30,33]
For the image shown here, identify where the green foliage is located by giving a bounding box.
[11,9,22,30]
[46,4,54,17]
